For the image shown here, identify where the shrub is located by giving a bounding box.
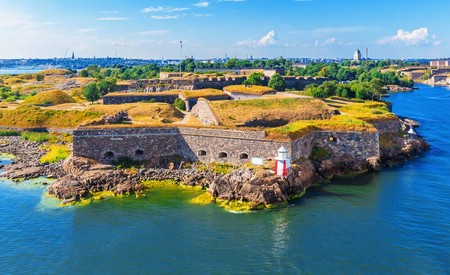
[115,157,142,169]
[21,131,57,143]
[309,146,330,161]
[0,130,20,136]
[173,98,186,111]
[40,145,71,163]
[83,83,101,102]
[268,73,286,91]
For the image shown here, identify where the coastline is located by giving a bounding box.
[0,117,429,210]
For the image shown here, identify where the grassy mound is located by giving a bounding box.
[0,105,102,128]
[266,100,393,141]
[224,85,275,95]
[24,90,76,106]
[180,89,226,99]
[104,91,181,97]
[87,103,184,124]
[40,69,73,76]
[210,98,335,127]
[266,115,375,141]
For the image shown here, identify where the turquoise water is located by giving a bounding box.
[1,84,449,274]
[0,69,43,75]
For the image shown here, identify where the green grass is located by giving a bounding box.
[0,105,102,128]
[23,90,76,106]
[224,85,275,95]
[21,131,58,143]
[0,129,20,136]
[180,89,226,99]
[40,144,71,163]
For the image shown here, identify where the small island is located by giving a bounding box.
[0,59,429,211]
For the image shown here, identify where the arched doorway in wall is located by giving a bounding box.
[239,153,249,160]
[218,152,228,159]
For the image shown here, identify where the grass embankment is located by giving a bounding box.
[224,85,275,95]
[0,105,102,128]
[179,89,227,99]
[87,103,184,124]
[23,90,76,105]
[210,98,335,127]
[266,100,393,141]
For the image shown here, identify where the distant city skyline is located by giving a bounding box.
[0,0,448,60]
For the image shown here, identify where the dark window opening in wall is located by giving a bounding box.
[104,151,115,159]
[218,152,228,159]
[135,149,144,156]
[198,150,207,156]
[239,153,249,160]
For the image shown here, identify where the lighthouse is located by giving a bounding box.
[274,146,291,177]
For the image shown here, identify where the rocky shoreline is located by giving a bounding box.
[0,118,430,209]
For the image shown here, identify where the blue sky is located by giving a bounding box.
[0,0,448,59]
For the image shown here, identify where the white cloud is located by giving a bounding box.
[237,30,277,47]
[139,30,170,35]
[73,28,96,34]
[151,15,184,20]
[194,14,212,17]
[376,27,435,46]
[193,1,209,8]
[218,0,245,2]
[141,6,190,13]
[97,17,128,21]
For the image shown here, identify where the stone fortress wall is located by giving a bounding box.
[73,126,381,166]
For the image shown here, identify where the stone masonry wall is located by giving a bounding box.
[314,131,379,160]
[73,127,380,165]
[103,94,179,105]
[369,119,401,134]
[190,100,221,126]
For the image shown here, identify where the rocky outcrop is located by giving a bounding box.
[0,137,64,180]
[48,155,320,207]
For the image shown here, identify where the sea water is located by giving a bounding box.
[0,84,449,274]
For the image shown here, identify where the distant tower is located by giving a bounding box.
[366,48,369,59]
[71,51,75,60]
[353,49,361,61]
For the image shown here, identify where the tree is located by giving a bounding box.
[173,98,186,111]
[98,77,117,95]
[83,83,101,103]
[268,73,286,91]
[245,72,265,86]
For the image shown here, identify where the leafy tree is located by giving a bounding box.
[98,77,117,95]
[173,98,186,111]
[83,83,101,103]
[268,73,286,91]
[244,72,265,86]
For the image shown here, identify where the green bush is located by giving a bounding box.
[173,98,186,111]
[309,146,330,161]
[115,157,142,169]
[21,131,57,143]
[0,130,20,136]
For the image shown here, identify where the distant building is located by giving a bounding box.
[430,60,450,67]
[353,49,361,61]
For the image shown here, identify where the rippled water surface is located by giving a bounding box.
[1,84,449,274]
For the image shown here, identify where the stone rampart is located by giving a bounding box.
[314,131,379,160]
[283,77,328,90]
[103,94,179,105]
[190,100,221,126]
[73,126,380,166]
[369,119,401,134]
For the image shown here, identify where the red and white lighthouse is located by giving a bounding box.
[274,146,291,177]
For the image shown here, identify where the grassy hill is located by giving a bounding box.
[210,98,336,127]
[224,85,275,95]
[23,90,76,105]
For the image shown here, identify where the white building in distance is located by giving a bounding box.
[353,49,362,61]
